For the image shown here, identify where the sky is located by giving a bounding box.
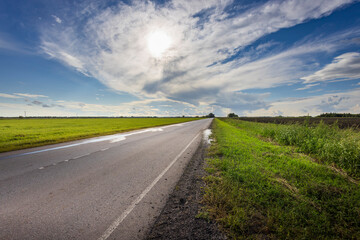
[0,0,360,117]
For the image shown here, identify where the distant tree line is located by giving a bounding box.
[223,112,360,118]
[317,113,360,118]
[205,113,215,118]
[227,113,239,118]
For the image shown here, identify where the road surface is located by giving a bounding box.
[0,118,212,240]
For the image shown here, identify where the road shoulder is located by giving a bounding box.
[146,134,226,240]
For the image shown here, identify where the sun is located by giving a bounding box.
[147,30,172,58]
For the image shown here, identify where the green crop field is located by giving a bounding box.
[202,118,360,239]
[232,116,360,129]
[0,118,200,153]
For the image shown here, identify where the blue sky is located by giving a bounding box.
[1,0,360,117]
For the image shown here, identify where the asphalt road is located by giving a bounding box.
[0,118,212,240]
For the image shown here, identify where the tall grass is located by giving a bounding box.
[260,121,360,178]
[203,119,360,239]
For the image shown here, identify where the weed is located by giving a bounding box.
[195,208,211,222]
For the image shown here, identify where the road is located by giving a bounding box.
[0,118,212,240]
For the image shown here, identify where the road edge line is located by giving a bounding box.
[97,132,201,240]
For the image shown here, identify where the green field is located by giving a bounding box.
[0,118,200,153]
[202,118,360,239]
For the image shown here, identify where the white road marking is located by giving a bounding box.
[38,149,107,171]
[39,159,70,170]
[72,153,89,159]
[109,136,126,143]
[97,132,201,240]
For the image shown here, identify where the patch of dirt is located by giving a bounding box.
[146,138,227,240]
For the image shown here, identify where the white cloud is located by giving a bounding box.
[34,0,360,117]
[52,97,214,117]
[302,52,360,83]
[52,15,62,24]
[41,0,354,103]
[14,93,48,98]
[0,93,49,100]
[41,41,87,75]
[244,89,360,116]
[210,91,270,113]
[296,83,319,91]
[0,93,21,99]
[0,102,72,117]
[0,94,215,117]
[3,88,358,117]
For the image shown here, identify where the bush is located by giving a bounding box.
[227,113,239,118]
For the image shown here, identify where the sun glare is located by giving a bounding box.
[147,30,172,58]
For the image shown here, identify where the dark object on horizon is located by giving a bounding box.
[227,113,238,118]
[206,113,215,118]
[317,113,360,118]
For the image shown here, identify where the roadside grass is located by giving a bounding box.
[0,118,200,153]
[203,119,360,239]
[224,118,360,179]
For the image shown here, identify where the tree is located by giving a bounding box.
[227,113,238,118]
[206,113,215,118]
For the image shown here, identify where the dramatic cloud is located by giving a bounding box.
[56,97,214,117]
[0,95,213,117]
[41,0,354,111]
[302,52,360,83]
[245,89,360,116]
[210,92,270,113]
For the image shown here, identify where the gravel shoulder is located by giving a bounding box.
[146,134,227,240]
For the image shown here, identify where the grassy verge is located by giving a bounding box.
[0,118,200,153]
[203,119,360,239]
[223,118,360,179]
[258,120,360,178]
